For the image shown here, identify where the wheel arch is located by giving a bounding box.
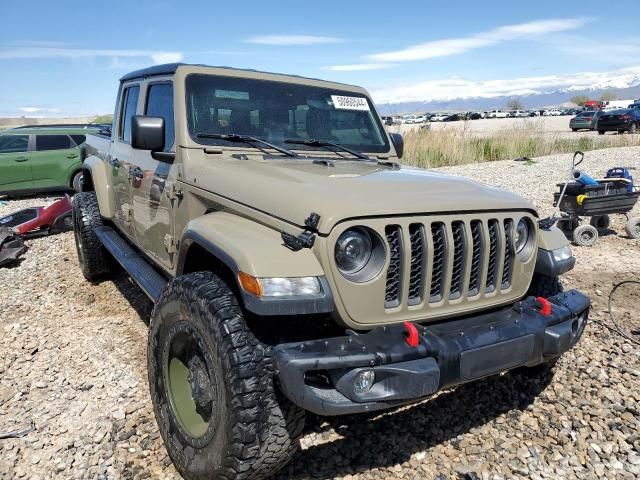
[83,155,115,219]
[176,212,333,316]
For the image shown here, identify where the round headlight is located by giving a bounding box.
[514,218,530,253]
[334,227,386,282]
[335,228,373,274]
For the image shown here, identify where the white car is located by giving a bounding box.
[543,109,562,116]
[487,110,508,118]
[430,113,449,122]
[510,110,528,118]
[414,115,427,123]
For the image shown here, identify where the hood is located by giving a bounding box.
[182,152,535,234]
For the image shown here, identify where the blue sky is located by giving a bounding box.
[1,0,639,116]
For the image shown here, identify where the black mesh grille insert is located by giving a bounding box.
[450,221,466,299]
[502,219,514,288]
[468,220,483,296]
[486,220,499,293]
[408,224,425,305]
[430,223,446,302]
[384,226,402,308]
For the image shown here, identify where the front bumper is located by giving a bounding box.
[273,290,589,415]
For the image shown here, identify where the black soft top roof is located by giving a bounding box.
[119,63,356,88]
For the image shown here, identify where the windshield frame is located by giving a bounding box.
[184,73,391,155]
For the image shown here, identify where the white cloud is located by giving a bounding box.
[0,47,183,65]
[19,107,61,114]
[368,18,590,62]
[245,35,344,46]
[322,63,396,72]
[371,65,640,104]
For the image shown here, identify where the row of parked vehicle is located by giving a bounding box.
[383,108,585,125]
[0,123,110,197]
[570,102,640,134]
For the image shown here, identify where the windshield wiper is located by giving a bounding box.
[284,139,371,160]
[196,133,298,157]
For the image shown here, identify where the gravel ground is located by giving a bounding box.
[1,146,639,480]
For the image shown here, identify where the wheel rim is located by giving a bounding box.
[580,231,594,243]
[164,325,217,440]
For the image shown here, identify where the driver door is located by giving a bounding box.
[131,81,177,269]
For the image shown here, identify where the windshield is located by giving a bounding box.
[186,74,389,154]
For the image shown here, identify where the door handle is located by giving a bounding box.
[67,154,79,159]
[14,157,28,162]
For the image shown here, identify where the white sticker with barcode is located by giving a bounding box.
[331,95,370,111]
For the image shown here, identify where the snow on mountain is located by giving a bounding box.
[374,65,640,113]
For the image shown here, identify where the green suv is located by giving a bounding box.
[0,126,100,197]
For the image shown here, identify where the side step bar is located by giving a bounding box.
[95,226,168,302]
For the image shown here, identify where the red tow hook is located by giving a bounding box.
[403,321,420,347]
[535,297,552,317]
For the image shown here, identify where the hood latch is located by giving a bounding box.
[281,213,321,251]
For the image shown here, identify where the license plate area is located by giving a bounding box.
[459,334,534,380]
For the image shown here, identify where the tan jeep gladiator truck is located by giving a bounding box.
[73,63,590,480]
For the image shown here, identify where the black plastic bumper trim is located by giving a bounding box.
[273,290,590,416]
[535,248,576,276]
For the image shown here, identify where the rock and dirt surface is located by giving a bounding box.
[1,146,639,480]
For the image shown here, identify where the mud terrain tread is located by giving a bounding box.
[72,192,111,280]
[148,272,305,480]
[527,273,563,298]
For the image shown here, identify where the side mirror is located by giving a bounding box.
[390,132,404,159]
[132,115,165,152]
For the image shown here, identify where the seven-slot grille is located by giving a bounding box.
[384,218,515,309]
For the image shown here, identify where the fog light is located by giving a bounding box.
[353,369,375,394]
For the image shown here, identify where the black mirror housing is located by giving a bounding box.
[390,132,404,159]
[132,115,165,152]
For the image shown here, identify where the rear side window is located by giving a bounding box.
[70,135,86,146]
[145,83,175,151]
[0,135,28,153]
[35,135,73,151]
[120,85,140,144]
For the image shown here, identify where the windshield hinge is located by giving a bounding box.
[164,234,178,254]
[166,183,183,202]
[281,213,321,251]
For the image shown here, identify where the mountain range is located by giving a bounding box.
[376,78,640,114]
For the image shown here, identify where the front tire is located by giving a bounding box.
[148,272,305,480]
[72,192,112,280]
[527,273,563,298]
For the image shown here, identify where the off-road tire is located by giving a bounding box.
[72,171,83,193]
[626,216,640,239]
[571,128,577,132]
[590,214,610,234]
[598,130,605,135]
[72,192,111,280]
[573,224,598,247]
[148,272,305,480]
[527,273,563,298]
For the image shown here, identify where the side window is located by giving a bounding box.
[35,135,73,151]
[145,83,175,151]
[0,135,29,153]
[70,135,86,146]
[119,85,140,144]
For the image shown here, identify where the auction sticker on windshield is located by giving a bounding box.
[331,95,370,111]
